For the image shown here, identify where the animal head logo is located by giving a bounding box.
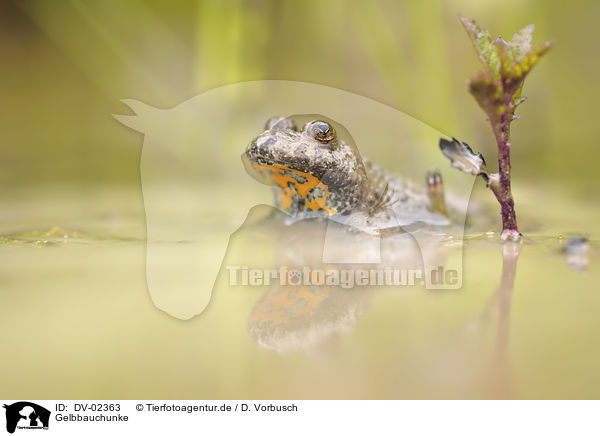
[3,402,50,434]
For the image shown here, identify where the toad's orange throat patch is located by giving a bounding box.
[251,162,337,215]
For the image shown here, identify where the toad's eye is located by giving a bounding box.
[306,121,336,143]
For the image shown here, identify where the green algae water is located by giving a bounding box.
[1,181,598,399]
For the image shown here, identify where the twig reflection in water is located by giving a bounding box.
[480,241,521,398]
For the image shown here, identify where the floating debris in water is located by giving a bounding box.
[0,227,142,246]
[0,227,80,245]
[561,235,589,272]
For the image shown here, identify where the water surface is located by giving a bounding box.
[1,182,598,399]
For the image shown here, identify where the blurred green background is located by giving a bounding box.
[1,0,599,188]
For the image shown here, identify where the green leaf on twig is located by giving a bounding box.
[460,15,554,123]
[459,15,501,79]
[510,24,534,62]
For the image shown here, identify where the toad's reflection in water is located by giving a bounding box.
[241,209,450,355]
[247,280,369,356]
